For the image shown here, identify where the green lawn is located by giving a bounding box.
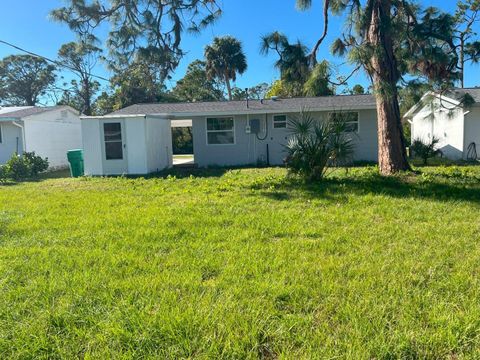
[1,165,480,359]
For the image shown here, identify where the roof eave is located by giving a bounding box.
[95,104,377,120]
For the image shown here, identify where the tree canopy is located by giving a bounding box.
[0,55,56,106]
[57,42,102,115]
[51,0,221,80]
[172,60,224,102]
[453,0,480,87]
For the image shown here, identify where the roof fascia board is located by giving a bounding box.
[81,114,147,120]
[403,91,462,119]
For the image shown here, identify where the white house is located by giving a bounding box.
[80,95,379,176]
[404,88,480,160]
[0,106,81,168]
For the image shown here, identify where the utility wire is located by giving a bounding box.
[0,39,110,82]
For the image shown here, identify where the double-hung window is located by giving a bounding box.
[206,117,235,145]
[329,112,359,133]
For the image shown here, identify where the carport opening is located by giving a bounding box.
[171,119,195,167]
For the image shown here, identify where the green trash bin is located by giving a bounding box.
[67,149,84,178]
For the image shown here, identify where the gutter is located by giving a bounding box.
[0,117,20,122]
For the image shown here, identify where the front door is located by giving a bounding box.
[101,120,127,174]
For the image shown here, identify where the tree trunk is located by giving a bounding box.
[367,0,410,175]
[83,77,92,116]
[225,73,232,101]
[460,37,465,88]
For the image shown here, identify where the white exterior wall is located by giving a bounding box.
[23,108,82,168]
[81,119,103,175]
[146,118,173,173]
[411,99,465,159]
[464,107,480,159]
[124,118,148,174]
[0,121,24,164]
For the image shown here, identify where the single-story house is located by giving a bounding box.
[0,106,81,168]
[404,88,480,160]
[80,95,379,175]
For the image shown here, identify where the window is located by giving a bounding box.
[329,112,359,133]
[103,123,123,160]
[273,115,287,129]
[206,117,235,145]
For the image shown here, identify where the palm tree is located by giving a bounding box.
[260,31,333,97]
[204,36,247,101]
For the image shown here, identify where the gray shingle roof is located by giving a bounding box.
[446,88,480,102]
[110,94,377,116]
[0,106,65,119]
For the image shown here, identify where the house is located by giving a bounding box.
[0,106,81,168]
[80,95,379,175]
[404,88,480,160]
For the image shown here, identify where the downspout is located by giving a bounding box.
[11,120,26,154]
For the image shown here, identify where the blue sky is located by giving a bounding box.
[0,0,478,95]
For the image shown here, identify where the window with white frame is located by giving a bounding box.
[206,117,235,145]
[328,112,359,133]
[273,115,287,128]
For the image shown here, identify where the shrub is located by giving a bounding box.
[284,110,355,181]
[23,152,49,176]
[4,152,49,181]
[411,137,441,165]
[0,165,7,183]
[6,154,32,181]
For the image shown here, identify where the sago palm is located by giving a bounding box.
[285,110,356,181]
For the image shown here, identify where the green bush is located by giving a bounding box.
[6,155,32,181]
[0,165,7,183]
[284,110,355,181]
[23,152,49,176]
[411,137,441,165]
[4,152,49,181]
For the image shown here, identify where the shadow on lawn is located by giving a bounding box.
[148,167,230,179]
[252,172,480,205]
[0,169,72,187]
[148,164,279,179]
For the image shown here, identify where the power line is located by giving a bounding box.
[0,39,111,82]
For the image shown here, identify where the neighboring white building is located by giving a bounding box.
[404,88,480,160]
[81,95,379,176]
[0,106,81,168]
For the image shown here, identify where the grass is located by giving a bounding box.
[1,165,480,359]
